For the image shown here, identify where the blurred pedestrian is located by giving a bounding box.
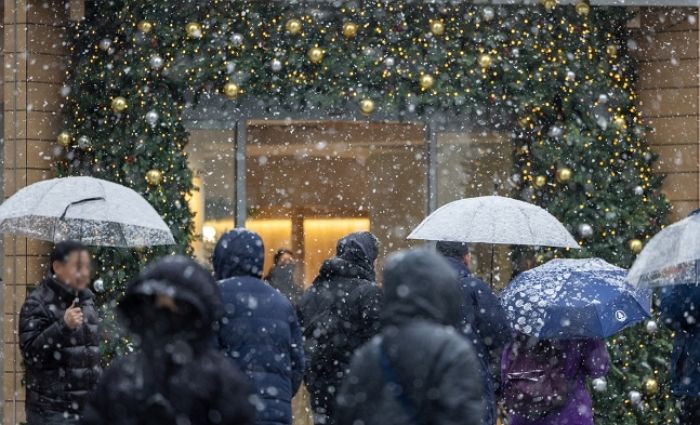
[298,231,383,425]
[501,335,609,425]
[436,241,512,425]
[20,241,100,424]
[213,230,305,425]
[336,249,484,425]
[81,255,255,425]
[659,283,700,423]
[265,248,303,306]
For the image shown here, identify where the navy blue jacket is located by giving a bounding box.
[443,257,512,425]
[214,229,305,425]
[660,283,700,396]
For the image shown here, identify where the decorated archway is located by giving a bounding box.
[58,1,670,422]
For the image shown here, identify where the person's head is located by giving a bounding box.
[212,228,265,280]
[75,248,92,291]
[118,255,223,347]
[273,248,295,266]
[382,249,462,327]
[336,231,379,271]
[436,241,472,269]
[50,241,87,289]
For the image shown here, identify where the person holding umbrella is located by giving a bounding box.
[500,258,649,424]
[436,241,511,425]
[627,210,700,422]
[19,241,101,424]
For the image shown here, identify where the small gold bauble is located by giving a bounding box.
[286,19,302,36]
[606,44,618,58]
[223,82,241,99]
[629,239,644,254]
[557,167,573,183]
[478,54,493,68]
[543,0,557,10]
[613,115,626,129]
[308,47,324,64]
[111,96,128,113]
[644,379,659,396]
[359,99,375,116]
[137,20,153,33]
[534,175,547,188]
[145,169,163,186]
[419,74,435,90]
[575,1,591,16]
[430,20,445,36]
[186,22,203,39]
[343,22,359,39]
[57,131,71,147]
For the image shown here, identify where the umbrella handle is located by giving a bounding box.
[489,244,495,288]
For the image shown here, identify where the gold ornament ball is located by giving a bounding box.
[308,47,324,64]
[644,379,659,396]
[557,167,573,183]
[629,239,644,254]
[419,74,435,90]
[534,175,547,188]
[575,1,591,16]
[145,169,163,186]
[543,0,557,10]
[606,44,618,57]
[286,19,302,36]
[430,20,445,36]
[186,22,203,39]
[57,131,71,147]
[111,96,128,113]
[478,54,493,68]
[223,82,241,99]
[137,20,153,33]
[359,99,375,116]
[343,22,359,39]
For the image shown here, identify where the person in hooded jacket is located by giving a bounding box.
[80,255,255,425]
[298,231,383,425]
[265,248,303,306]
[436,241,512,425]
[335,249,484,425]
[213,229,305,425]
[20,241,100,424]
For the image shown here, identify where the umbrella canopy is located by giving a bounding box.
[627,211,700,287]
[0,176,175,247]
[501,258,650,339]
[407,196,579,249]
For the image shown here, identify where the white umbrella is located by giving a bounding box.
[408,196,579,249]
[627,211,700,287]
[0,176,175,247]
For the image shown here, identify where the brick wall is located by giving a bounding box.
[2,0,67,421]
[634,7,700,222]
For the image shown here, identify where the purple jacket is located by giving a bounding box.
[502,339,609,425]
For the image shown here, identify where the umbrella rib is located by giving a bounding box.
[518,205,536,245]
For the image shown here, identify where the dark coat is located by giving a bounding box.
[266,263,303,306]
[19,276,101,414]
[81,256,255,425]
[336,249,484,425]
[298,232,382,425]
[659,283,700,396]
[213,229,305,425]
[443,256,512,425]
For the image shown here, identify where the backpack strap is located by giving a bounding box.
[377,338,423,425]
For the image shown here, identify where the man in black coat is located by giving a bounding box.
[436,242,512,425]
[298,231,383,425]
[81,255,255,425]
[20,241,101,424]
[336,249,484,425]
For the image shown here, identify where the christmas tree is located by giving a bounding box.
[57,1,672,422]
